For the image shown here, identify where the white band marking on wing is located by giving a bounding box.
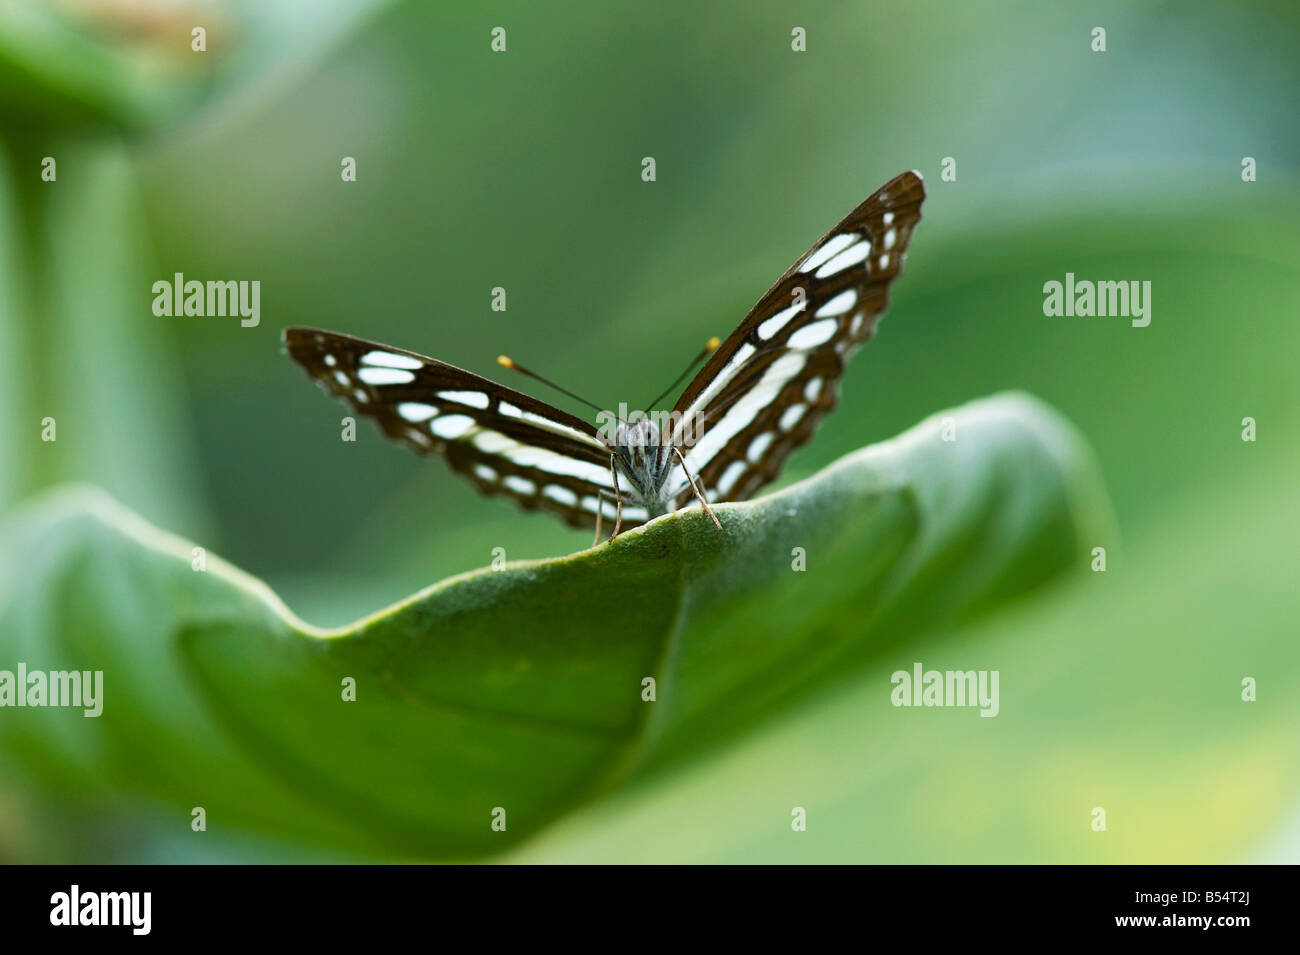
[361,351,423,370]
[358,367,416,386]
[398,402,438,422]
[430,414,474,439]
[438,390,489,409]
[798,232,857,273]
[504,475,536,495]
[815,240,872,278]
[787,318,839,349]
[814,289,857,317]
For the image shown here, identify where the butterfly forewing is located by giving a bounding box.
[665,170,925,507]
[283,328,629,529]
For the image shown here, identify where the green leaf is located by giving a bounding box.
[506,439,1300,864]
[0,393,1108,859]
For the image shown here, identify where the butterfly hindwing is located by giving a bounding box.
[666,170,925,507]
[283,328,630,529]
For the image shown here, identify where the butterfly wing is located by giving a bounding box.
[665,170,925,507]
[283,328,630,529]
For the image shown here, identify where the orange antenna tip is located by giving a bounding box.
[705,336,721,351]
[497,355,515,369]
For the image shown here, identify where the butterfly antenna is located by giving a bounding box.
[497,355,605,414]
[646,336,721,410]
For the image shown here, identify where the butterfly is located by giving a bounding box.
[284,169,925,542]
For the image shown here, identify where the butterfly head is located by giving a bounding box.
[615,416,663,459]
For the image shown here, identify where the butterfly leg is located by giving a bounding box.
[608,453,624,539]
[671,446,723,531]
[592,489,623,546]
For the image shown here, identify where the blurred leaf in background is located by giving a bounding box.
[0,0,390,524]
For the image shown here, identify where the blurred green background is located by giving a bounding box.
[1,0,1298,862]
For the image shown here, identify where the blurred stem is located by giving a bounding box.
[0,129,52,505]
[0,130,206,531]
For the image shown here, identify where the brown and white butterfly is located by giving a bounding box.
[284,170,925,540]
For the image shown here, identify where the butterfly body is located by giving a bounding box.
[284,170,925,537]
[610,417,674,520]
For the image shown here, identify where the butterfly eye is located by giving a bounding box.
[618,421,650,450]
